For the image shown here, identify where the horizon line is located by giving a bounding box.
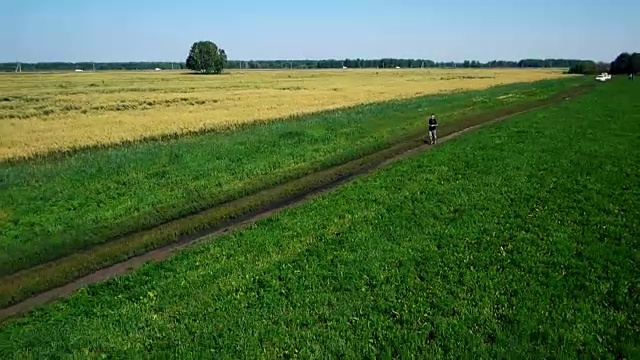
[2,57,602,64]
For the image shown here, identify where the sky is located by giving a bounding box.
[2,0,639,63]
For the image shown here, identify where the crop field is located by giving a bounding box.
[0,78,585,286]
[0,80,637,358]
[0,68,570,160]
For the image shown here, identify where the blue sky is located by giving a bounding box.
[2,0,638,62]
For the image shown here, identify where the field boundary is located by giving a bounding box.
[0,84,593,322]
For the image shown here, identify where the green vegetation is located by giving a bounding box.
[0,82,586,310]
[186,40,227,74]
[1,79,636,358]
[567,61,609,75]
[565,52,638,76]
[0,78,586,278]
[2,58,590,72]
[609,52,640,75]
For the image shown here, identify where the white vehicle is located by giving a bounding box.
[595,72,612,82]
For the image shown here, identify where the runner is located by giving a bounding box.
[428,113,438,144]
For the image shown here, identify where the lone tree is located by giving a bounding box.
[186,40,227,74]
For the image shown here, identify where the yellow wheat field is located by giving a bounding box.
[0,68,571,160]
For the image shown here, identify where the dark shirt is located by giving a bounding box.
[429,117,438,130]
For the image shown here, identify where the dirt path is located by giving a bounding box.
[0,84,591,323]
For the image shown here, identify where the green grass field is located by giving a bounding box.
[1,79,636,358]
[0,77,585,277]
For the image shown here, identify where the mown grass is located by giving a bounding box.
[0,77,586,277]
[0,79,637,358]
[0,68,571,160]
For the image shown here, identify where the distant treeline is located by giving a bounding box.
[2,58,591,72]
[567,52,639,75]
[0,62,187,72]
[226,58,589,69]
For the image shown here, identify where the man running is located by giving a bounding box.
[428,113,438,144]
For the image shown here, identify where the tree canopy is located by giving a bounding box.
[567,61,609,75]
[609,52,640,75]
[225,58,591,70]
[563,52,639,75]
[185,41,228,74]
[2,58,596,73]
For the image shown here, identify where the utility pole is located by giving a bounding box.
[92,62,96,72]
[15,62,21,73]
